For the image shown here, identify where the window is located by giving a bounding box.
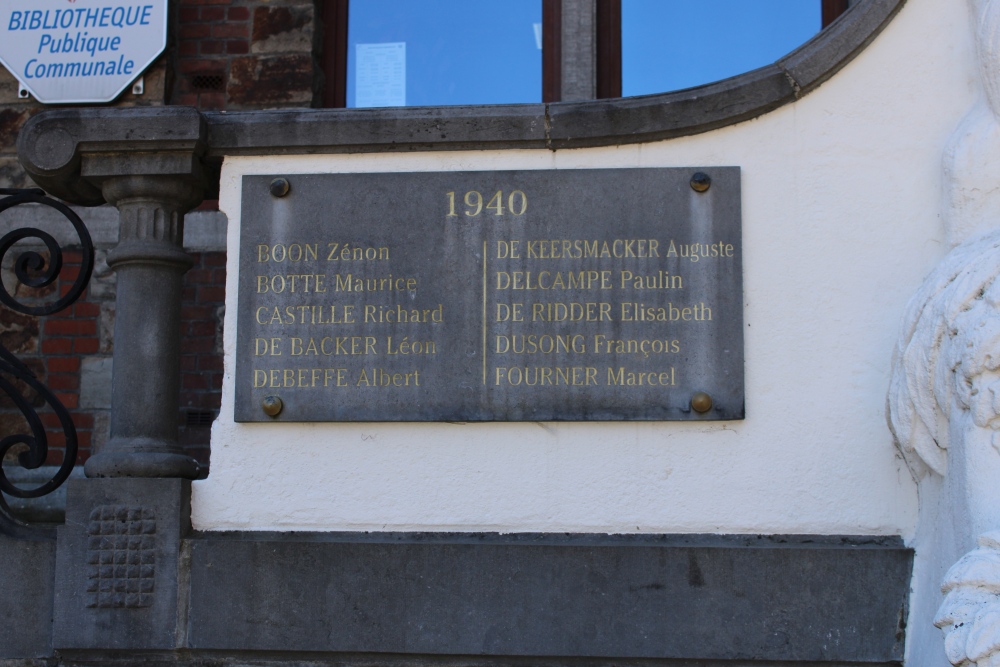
[622,0,825,96]
[324,0,541,108]
[323,0,850,108]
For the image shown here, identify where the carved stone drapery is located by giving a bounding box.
[889,228,1000,666]
[887,230,1000,480]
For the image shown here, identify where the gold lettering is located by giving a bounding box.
[326,243,389,261]
[500,240,659,260]
[387,336,437,355]
[356,368,421,387]
[529,302,612,322]
[620,302,712,322]
[607,367,677,386]
[333,273,416,292]
[252,368,350,388]
[665,241,735,262]
[495,303,523,322]
[494,366,599,386]
[494,334,586,354]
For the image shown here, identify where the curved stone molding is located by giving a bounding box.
[935,532,1000,666]
[17,0,902,206]
[208,0,903,156]
[887,229,1000,477]
[548,0,905,148]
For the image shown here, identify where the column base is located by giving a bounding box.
[53,478,191,652]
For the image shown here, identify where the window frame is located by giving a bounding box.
[321,0,349,109]
[323,0,851,108]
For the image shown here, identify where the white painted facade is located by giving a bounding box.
[196,0,998,662]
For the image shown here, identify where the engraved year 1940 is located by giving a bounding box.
[446,190,527,217]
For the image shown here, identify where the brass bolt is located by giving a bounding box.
[261,395,283,417]
[690,392,713,414]
[269,177,290,198]
[690,172,711,193]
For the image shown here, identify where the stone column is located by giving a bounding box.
[15,107,210,658]
[17,107,212,479]
[85,177,202,478]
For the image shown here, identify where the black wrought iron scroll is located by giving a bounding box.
[0,188,94,532]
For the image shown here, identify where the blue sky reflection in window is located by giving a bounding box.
[348,0,542,107]
[623,0,821,96]
[346,0,822,107]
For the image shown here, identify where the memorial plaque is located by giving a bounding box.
[235,168,744,422]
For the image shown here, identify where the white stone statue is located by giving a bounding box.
[888,0,1000,662]
[888,208,1000,667]
[934,532,1000,667]
[945,0,1000,247]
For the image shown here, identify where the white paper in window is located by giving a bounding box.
[355,42,406,107]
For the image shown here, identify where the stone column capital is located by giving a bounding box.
[17,106,214,207]
[102,176,200,273]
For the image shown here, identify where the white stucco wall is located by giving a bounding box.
[194,0,975,537]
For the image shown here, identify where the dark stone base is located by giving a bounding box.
[34,653,909,667]
[52,478,191,652]
[0,530,55,660]
[1,497,913,667]
[183,533,910,664]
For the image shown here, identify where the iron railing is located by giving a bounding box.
[0,188,94,533]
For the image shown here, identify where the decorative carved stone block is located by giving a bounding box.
[84,505,156,608]
[54,479,191,651]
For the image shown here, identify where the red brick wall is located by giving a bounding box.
[173,0,319,110]
[0,0,323,177]
[178,251,227,464]
[1,251,96,468]
[1,1,322,476]
[37,252,99,465]
[1,249,227,473]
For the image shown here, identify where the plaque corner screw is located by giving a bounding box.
[690,392,713,414]
[262,395,283,418]
[690,172,711,193]
[269,178,290,198]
